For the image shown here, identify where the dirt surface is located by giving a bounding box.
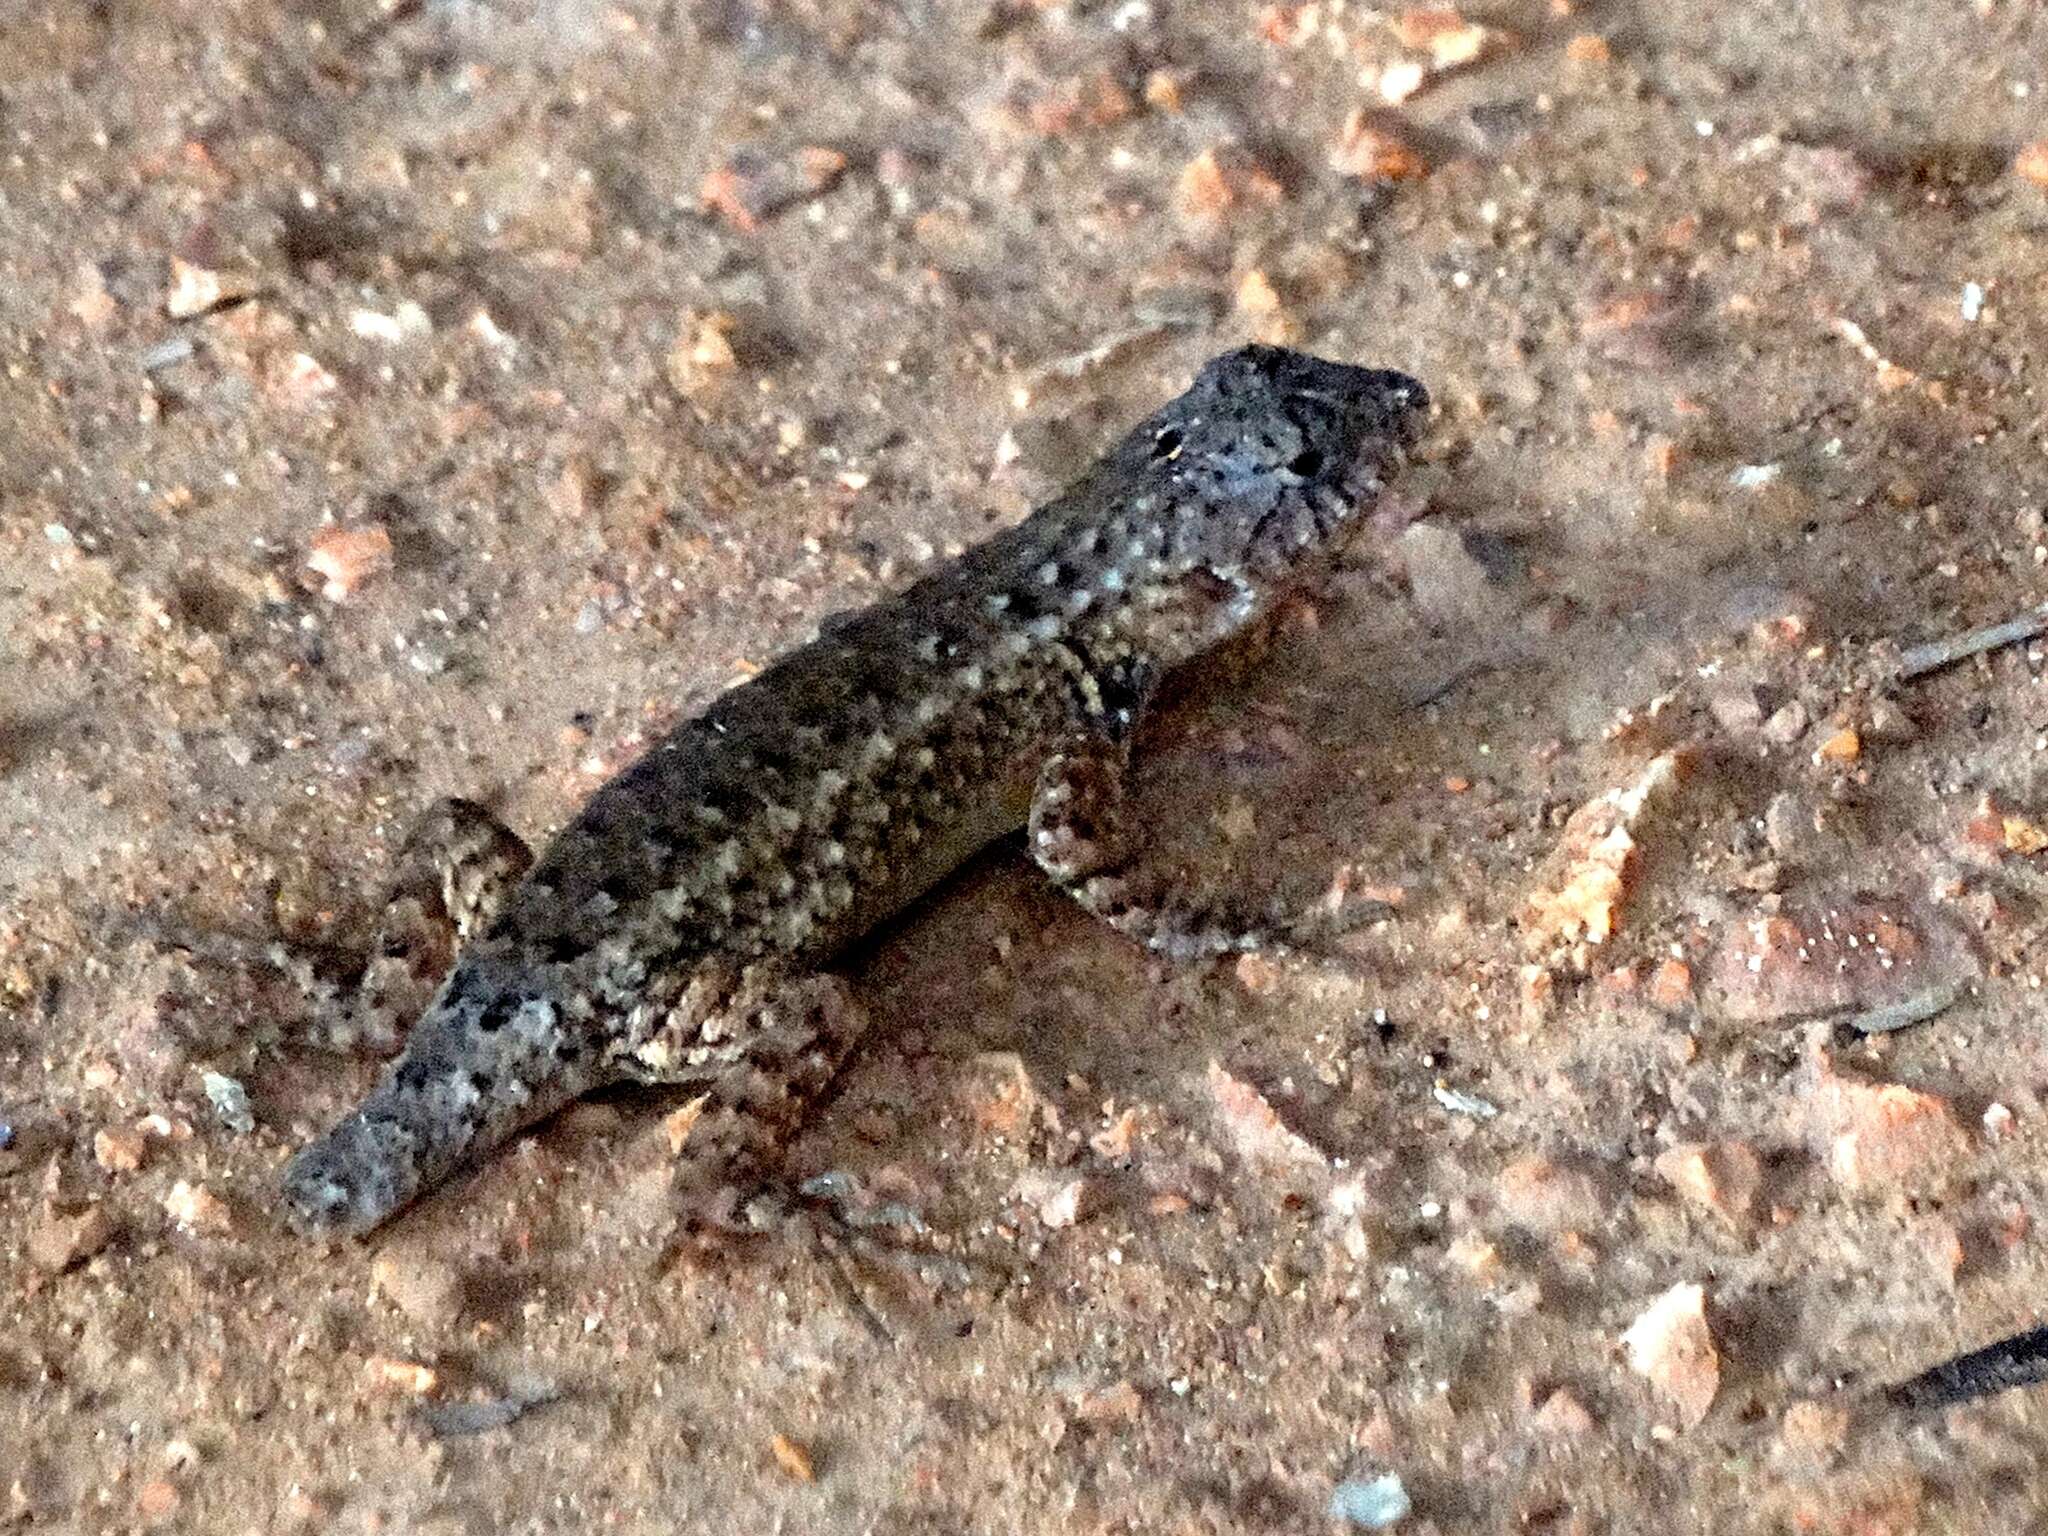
[5,1,2048,1530]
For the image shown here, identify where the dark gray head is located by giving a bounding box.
[1113,344,1430,579]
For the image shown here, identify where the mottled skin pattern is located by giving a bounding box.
[281,346,1431,1238]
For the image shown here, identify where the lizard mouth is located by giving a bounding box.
[1338,370,1430,502]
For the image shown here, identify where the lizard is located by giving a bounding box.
[279,344,1432,1239]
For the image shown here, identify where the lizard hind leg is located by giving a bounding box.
[612,968,874,1226]
[345,797,532,1054]
[635,973,967,1322]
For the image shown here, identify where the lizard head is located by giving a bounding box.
[1129,344,1430,586]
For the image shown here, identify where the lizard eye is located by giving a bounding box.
[1286,447,1323,478]
[1150,429,1182,460]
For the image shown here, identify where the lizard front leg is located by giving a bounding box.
[1029,659,1385,960]
[611,964,871,1230]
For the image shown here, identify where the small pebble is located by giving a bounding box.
[140,336,196,373]
[1805,1056,1969,1193]
[1446,1230,1501,1279]
[1649,958,1694,1009]
[1708,685,1764,736]
[1011,1170,1091,1229]
[406,637,453,675]
[1433,1084,1500,1120]
[663,1096,709,1156]
[306,525,394,602]
[1653,1141,1761,1225]
[164,1180,233,1234]
[1865,698,1918,743]
[94,1126,148,1172]
[1762,700,1809,745]
[202,1071,255,1135]
[350,301,432,344]
[1328,112,1429,182]
[273,351,340,408]
[364,1355,440,1396]
[1532,1387,1597,1437]
[770,1432,815,1483]
[1762,790,1812,855]
[1815,727,1860,763]
[421,1389,558,1437]
[136,1478,182,1527]
[1776,1400,1850,1466]
[1377,59,1427,103]
[1328,1473,1410,1529]
[1391,7,1495,67]
[1175,144,1287,226]
[1622,1282,1720,1428]
[2017,140,2048,190]
[164,257,245,319]
[1073,1380,1145,1423]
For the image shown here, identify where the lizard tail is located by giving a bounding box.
[281,971,599,1238]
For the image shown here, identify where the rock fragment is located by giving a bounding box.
[1328,112,1429,182]
[1206,1060,1327,1179]
[1653,1141,1762,1226]
[163,1180,232,1234]
[1532,1386,1597,1437]
[305,524,394,602]
[94,1125,147,1173]
[2015,140,2048,189]
[1621,1282,1719,1428]
[1328,1473,1410,1529]
[1522,750,1689,956]
[1176,145,1287,227]
[1802,1054,1971,1194]
[28,1203,118,1272]
[770,1433,815,1483]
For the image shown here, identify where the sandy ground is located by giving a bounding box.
[5,0,2048,1530]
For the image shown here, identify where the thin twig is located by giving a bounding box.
[1897,602,2048,681]
[1840,984,1962,1036]
[1888,1324,2048,1409]
[805,1222,898,1346]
